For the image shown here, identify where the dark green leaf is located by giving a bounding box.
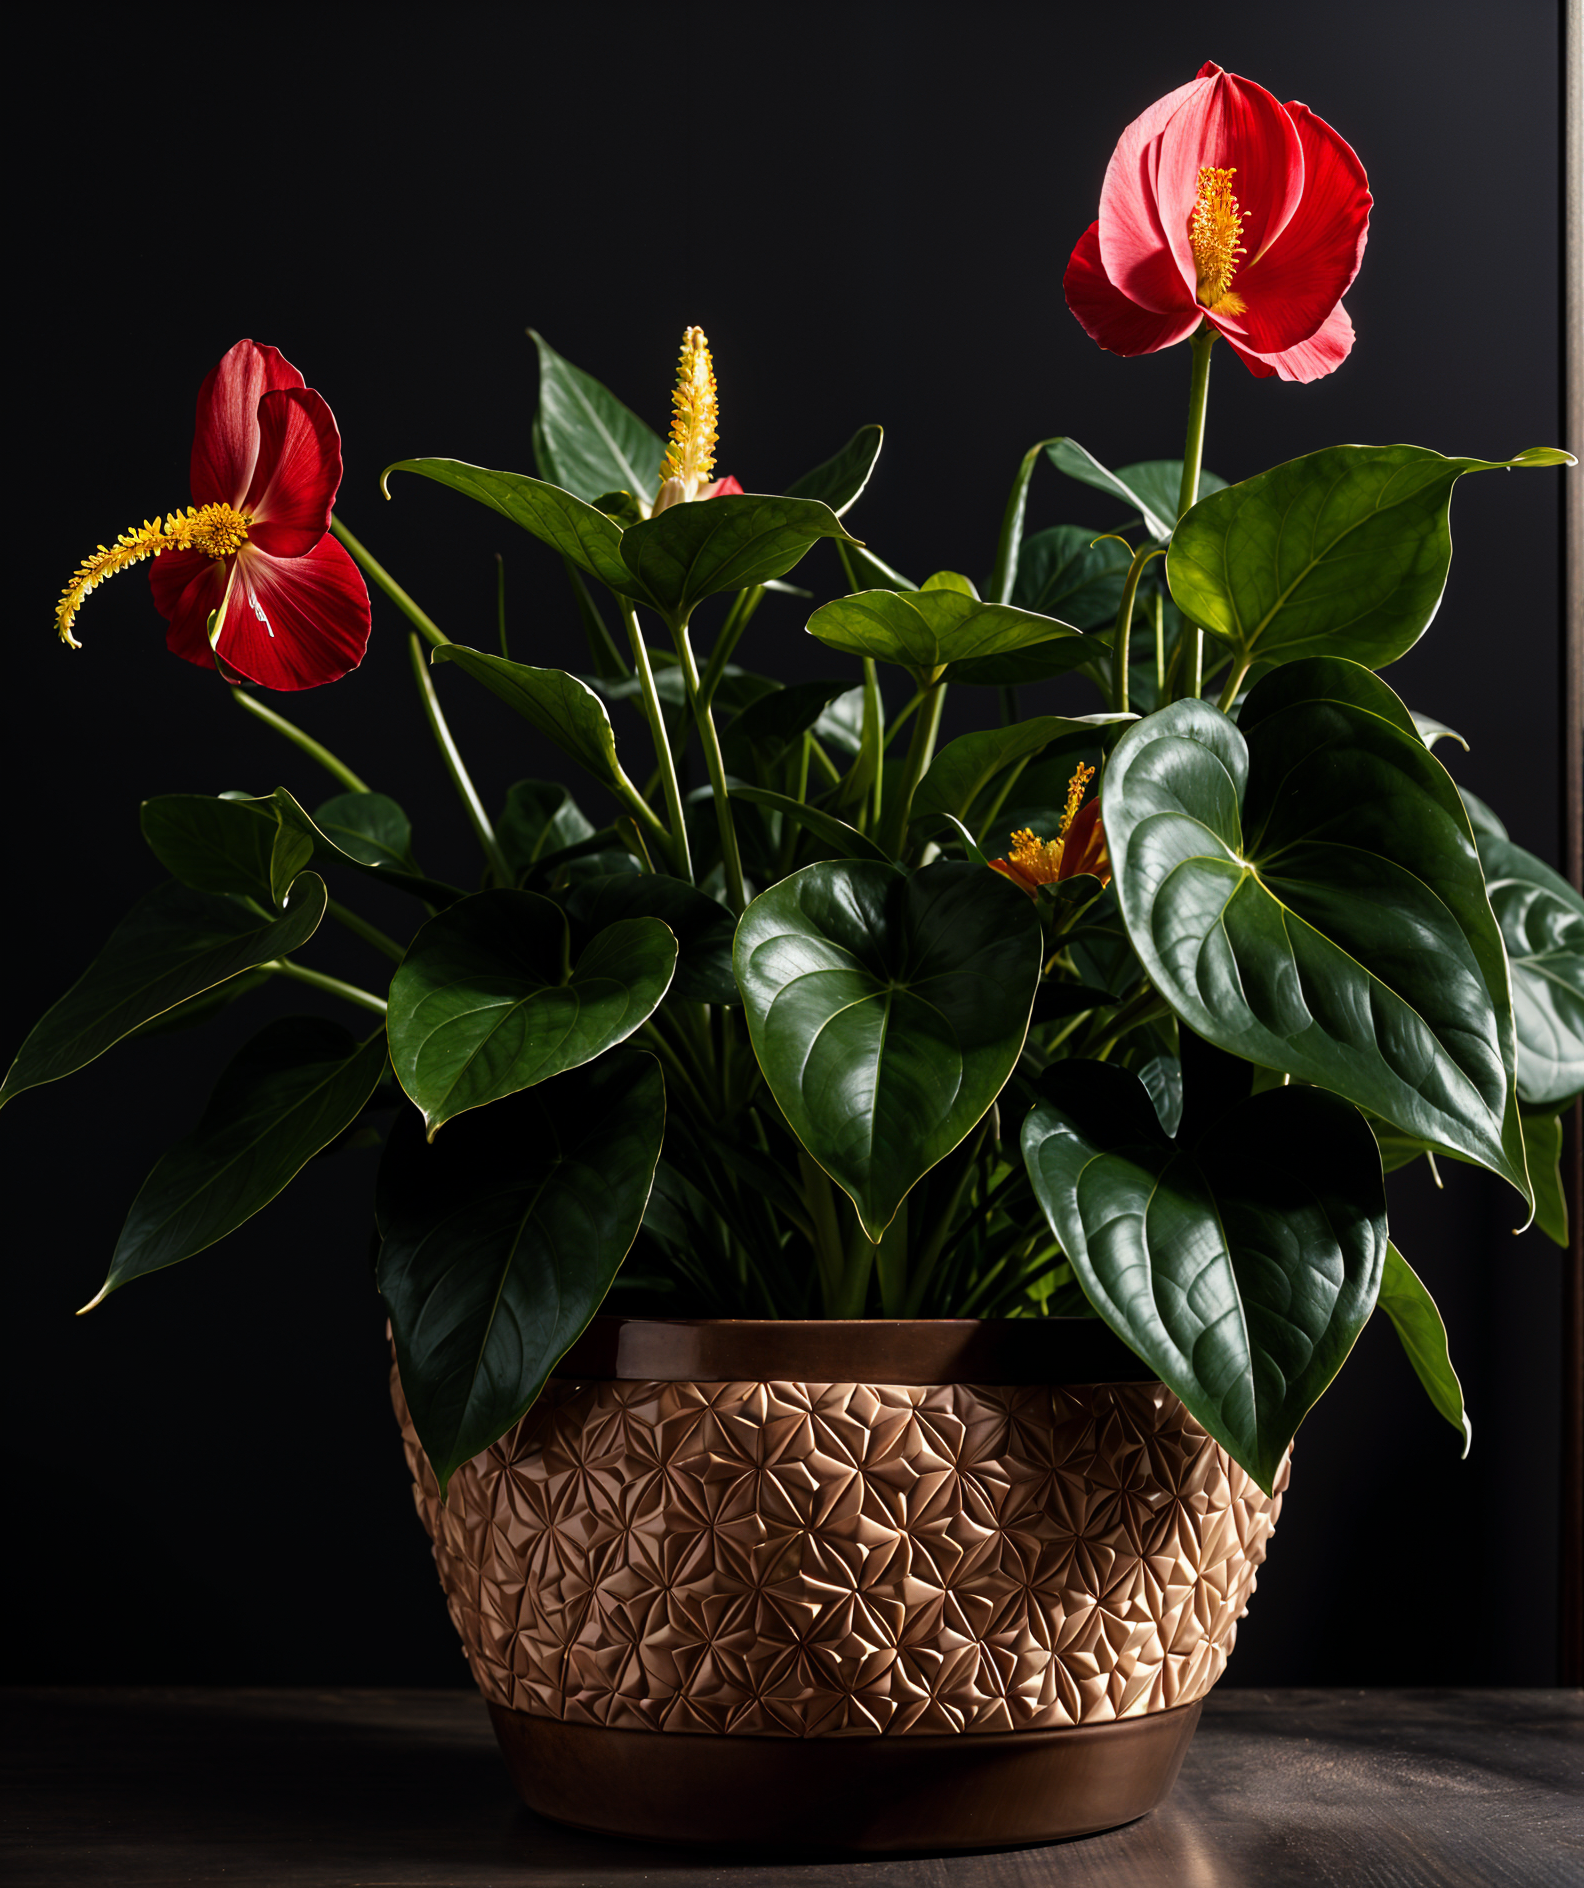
[431,644,643,803]
[1011,525,1133,628]
[1,876,326,1105]
[530,330,667,503]
[496,780,597,885]
[735,861,1042,1239]
[619,494,856,628]
[141,795,279,903]
[1167,444,1567,673]
[1459,788,1508,841]
[562,874,738,1006]
[729,786,893,864]
[1023,1062,1386,1492]
[378,1053,664,1496]
[1045,441,1225,542]
[388,889,676,1135]
[911,714,1131,826]
[270,790,466,909]
[1376,1241,1471,1452]
[1521,1108,1569,1247]
[944,634,1114,687]
[720,681,857,776]
[1476,833,1584,1108]
[93,1019,388,1299]
[1103,660,1530,1202]
[785,424,883,517]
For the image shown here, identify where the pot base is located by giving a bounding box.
[488,1698,1203,1851]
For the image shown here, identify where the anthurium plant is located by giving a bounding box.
[13,62,1581,1504]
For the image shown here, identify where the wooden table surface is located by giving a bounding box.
[4,1687,1579,1887]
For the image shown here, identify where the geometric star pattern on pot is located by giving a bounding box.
[395,1371,1286,1737]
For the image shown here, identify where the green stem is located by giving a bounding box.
[862,656,885,831]
[798,1149,847,1309]
[674,619,746,914]
[1154,588,1167,697]
[1216,656,1254,715]
[1111,545,1167,715]
[231,689,370,794]
[327,899,405,963]
[406,634,512,887]
[1175,328,1216,702]
[698,585,764,710]
[617,596,693,883]
[262,958,388,1014]
[881,676,946,858]
[331,516,449,650]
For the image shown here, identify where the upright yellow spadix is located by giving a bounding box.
[653,326,720,513]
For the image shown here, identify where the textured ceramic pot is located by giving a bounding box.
[394,1317,1288,1850]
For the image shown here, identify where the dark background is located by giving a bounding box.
[6,1,1569,1688]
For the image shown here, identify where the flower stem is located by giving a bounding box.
[1216,656,1254,715]
[327,898,405,963]
[406,633,513,887]
[618,595,693,884]
[1110,545,1167,715]
[1175,327,1216,701]
[331,516,449,651]
[231,689,370,795]
[261,958,388,1015]
[881,676,946,859]
[674,620,746,914]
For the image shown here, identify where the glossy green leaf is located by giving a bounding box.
[1167,445,1569,672]
[384,458,632,591]
[1459,788,1508,841]
[785,424,883,517]
[1011,525,1133,629]
[1376,1242,1471,1452]
[270,790,466,909]
[562,874,737,1006]
[911,714,1132,826]
[1023,1061,1386,1492]
[1045,442,1224,543]
[496,780,596,884]
[947,634,1115,687]
[1,875,327,1105]
[1103,660,1530,1202]
[431,644,643,804]
[93,1019,388,1299]
[1476,833,1584,1108]
[1521,1108,1569,1247]
[378,1052,664,1496]
[728,787,893,865]
[720,681,856,777]
[529,330,666,504]
[807,587,1087,681]
[735,861,1042,1239]
[1411,712,1467,753]
[141,795,278,903]
[618,494,855,628]
[388,889,676,1136]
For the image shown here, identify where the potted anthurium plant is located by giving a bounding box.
[12,60,1582,1851]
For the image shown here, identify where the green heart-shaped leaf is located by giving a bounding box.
[619,493,855,627]
[269,789,466,909]
[1103,660,1529,1202]
[496,780,597,884]
[91,1018,388,1301]
[1475,833,1584,1108]
[911,714,1131,827]
[529,330,666,504]
[807,587,1089,682]
[1,875,327,1106]
[388,889,677,1136]
[1376,1241,1470,1452]
[431,644,642,803]
[1167,444,1570,672]
[1023,1061,1386,1492]
[378,1052,664,1496]
[561,874,737,1006]
[735,861,1041,1239]
[785,424,883,517]
[141,795,280,904]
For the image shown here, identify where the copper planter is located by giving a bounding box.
[394,1317,1287,1850]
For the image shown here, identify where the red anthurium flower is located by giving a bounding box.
[651,327,742,512]
[989,766,1112,897]
[1063,62,1371,382]
[55,340,371,690]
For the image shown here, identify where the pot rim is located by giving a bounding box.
[557,1315,1161,1386]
